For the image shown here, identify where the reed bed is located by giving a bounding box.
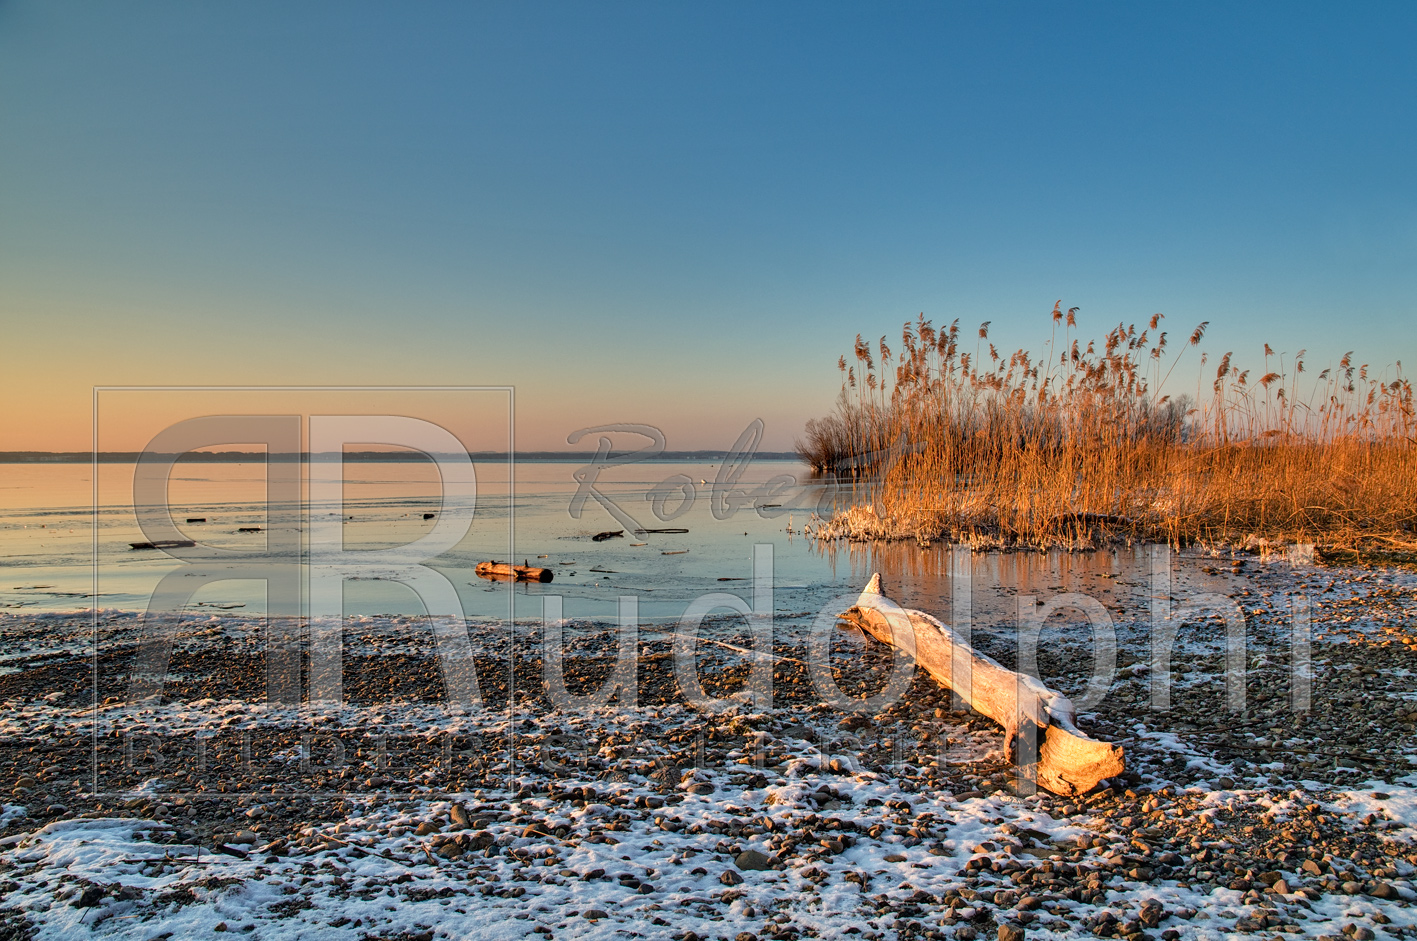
[800,304,1417,552]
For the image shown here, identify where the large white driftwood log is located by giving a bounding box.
[839,573,1124,796]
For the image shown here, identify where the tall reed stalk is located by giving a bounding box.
[799,304,1417,550]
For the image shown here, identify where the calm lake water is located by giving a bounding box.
[0,460,1246,644]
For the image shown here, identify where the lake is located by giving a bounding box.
[0,460,1249,655]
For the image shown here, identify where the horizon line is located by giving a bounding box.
[0,449,806,464]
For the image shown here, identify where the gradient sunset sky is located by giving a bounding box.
[2,2,1414,452]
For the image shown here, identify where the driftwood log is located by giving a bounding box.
[839,574,1123,796]
[475,561,554,583]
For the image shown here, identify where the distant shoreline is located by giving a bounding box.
[0,450,805,464]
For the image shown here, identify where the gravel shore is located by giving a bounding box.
[1,558,1415,941]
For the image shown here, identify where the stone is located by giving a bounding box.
[583,910,608,920]
[998,924,1026,941]
[736,850,774,871]
[71,886,104,908]
[1369,882,1399,899]
[449,803,471,829]
[720,870,744,885]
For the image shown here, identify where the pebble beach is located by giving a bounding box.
[2,555,1415,941]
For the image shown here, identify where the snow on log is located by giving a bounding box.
[838,573,1124,796]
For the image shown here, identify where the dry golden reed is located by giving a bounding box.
[799,303,1416,551]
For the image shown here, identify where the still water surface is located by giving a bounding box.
[0,462,1241,644]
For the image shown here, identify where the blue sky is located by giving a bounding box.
[2,1,1413,450]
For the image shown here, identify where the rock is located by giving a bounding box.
[71,886,104,908]
[583,910,608,920]
[449,803,471,829]
[998,924,1025,941]
[1302,859,1325,876]
[735,850,774,871]
[415,821,441,836]
[720,870,744,885]
[1369,882,1399,899]
[1271,879,1290,895]
[1342,881,1363,895]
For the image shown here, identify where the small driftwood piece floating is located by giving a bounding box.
[475,561,554,583]
[130,540,197,551]
[839,573,1123,796]
[592,530,623,541]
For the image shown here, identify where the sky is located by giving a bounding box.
[2,1,1414,452]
